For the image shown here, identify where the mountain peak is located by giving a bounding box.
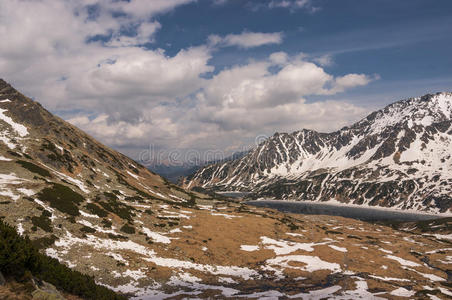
[187,92,452,213]
[0,78,18,95]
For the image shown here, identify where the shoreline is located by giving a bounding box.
[245,199,452,218]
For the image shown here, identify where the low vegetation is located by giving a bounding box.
[96,194,136,221]
[120,223,135,234]
[85,203,108,218]
[31,210,52,233]
[37,183,84,216]
[0,219,125,300]
[16,160,52,178]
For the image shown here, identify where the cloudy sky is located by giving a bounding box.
[1,0,451,163]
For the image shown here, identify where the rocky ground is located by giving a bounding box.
[0,275,83,300]
[5,195,451,299]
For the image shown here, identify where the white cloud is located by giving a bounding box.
[209,31,283,49]
[269,52,289,65]
[108,0,195,19]
[213,0,228,5]
[0,0,211,113]
[199,53,375,109]
[331,73,379,93]
[214,0,317,12]
[67,46,212,104]
[68,52,375,159]
[108,22,162,47]
[312,54,334,67]
[269,0,308,8]
[0,0,376,160]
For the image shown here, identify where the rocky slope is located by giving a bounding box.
[1,79,452,299]
[0,279,82,300]
[186,93,452,214]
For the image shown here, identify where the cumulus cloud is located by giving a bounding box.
[67,46,212,102]
[0,0,210,112]
[269,0,310,9]
[209,31,283,49]
[108,0,195,19]
[108,22,162,47]
[331,73,379,94]
[312,54,334,67]
[247,0,319,13]
[69,52,375,159]
[0,0,375,160]
[198,53,374,109]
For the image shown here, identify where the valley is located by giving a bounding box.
[1,1,452,299]
[0,78,451,299]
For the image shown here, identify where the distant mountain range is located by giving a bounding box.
[185,92,452,214]
[145,163,201,184]
[145,151,248,183]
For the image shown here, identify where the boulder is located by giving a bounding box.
[31,278,65,300]
[32,289,65,300]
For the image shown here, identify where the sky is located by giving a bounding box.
[1,0,451,165]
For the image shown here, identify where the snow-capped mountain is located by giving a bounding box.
[185,93,452,213]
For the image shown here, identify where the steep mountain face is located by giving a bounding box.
[0,78,208,295]
[2,80,452,299]
[186,93,452,213]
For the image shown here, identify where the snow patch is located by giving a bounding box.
[240,245,259,252]
[0,108,28,136]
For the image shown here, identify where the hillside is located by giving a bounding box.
[186,93,452,214]
[0,219,124,299]
[1,79,451,299]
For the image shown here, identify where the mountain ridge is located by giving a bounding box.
[185,92,452,213]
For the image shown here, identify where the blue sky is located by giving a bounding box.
[154,0,452,103]
[0,0,451,163]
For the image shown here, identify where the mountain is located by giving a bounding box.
[144,163,201,184]
[1,79,452,299]
[185,93,452,214]
[145,151,248,184]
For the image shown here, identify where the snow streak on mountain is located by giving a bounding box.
[187,93,452,213]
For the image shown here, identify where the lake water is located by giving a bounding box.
[246,200,443,222]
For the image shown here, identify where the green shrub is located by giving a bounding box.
[107,233,128,240]
[31,235,58,250]
[101,219,112,228]
[103,192,118,201]
[80,226,96,234]
[120,224,135,234]
[16,160,52,178]
[0,221,40,277]
[0,220,126,299]
[31,211,52,233]
[125,195,144,202]
[37,183,84,216]
[97,194,136,221]
[7,150,22,157]
[85,203,108,218]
